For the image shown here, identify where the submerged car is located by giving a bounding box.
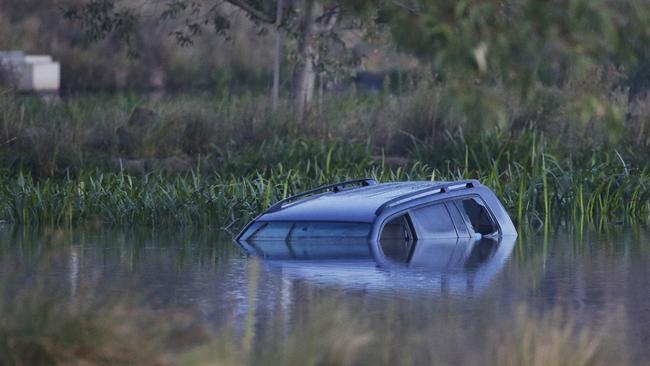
[236,178,517,267]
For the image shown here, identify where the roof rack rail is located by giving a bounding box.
[374,180,478,216]
[265,178,377,214]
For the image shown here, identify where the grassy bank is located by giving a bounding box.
[1,138,647,229]
[2,76,650,177]
[2,82,650,228]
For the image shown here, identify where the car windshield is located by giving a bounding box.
[239,221,372,260]
[242,221,371,241]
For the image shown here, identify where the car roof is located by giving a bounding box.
[258,180,481,223]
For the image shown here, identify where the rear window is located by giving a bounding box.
[242,221,371,241]
[454,197,499,236]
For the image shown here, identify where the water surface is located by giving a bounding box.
[1,224,648,362]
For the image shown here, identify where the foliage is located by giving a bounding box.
[61,0,370,90]
[59,0,650,97]
[0,0,278,92]
[0,137,648,230]
[2,80,650,176]
[385,0,650,87]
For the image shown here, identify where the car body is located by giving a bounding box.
[236,178,517,268]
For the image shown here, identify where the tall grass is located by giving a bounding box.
[2,85,650,229]
[0,138,648,229]
[3,80,650,176]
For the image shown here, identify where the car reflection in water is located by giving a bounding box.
[238,235,516,297]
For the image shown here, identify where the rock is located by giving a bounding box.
[183,118,216,154]
[84,128,115,150]
[116,126,137,155]
[117,107,158,156]
[128,107,157,127]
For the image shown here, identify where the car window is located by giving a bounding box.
[246,222,294,240]
[409,203,458,239]
[445,202,470,238]
[454,197,499,237]
[246,238,372,260]
[291,222,371,239]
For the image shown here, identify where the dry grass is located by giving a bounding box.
[2,79,650,176]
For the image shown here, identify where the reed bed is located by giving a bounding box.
[1,138,648,229]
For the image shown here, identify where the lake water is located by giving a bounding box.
[1,224,649,363]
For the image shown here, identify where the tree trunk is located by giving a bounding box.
[292,0,318,120]
[271,0,284,110]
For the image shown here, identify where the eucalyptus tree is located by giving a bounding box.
[384,0,650,89]
[381,0,650,134]
[63,0,375,118]
[63,0,650,126]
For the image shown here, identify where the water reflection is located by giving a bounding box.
[238,236,516,296]
[241,238,372,260]
[1,225,650,362]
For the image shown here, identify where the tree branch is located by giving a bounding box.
[225,0,275,23]
[391,0,422,14]
[314,6,340,35]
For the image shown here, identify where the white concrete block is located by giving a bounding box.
[1,51,60,93]
[25,55,53,64]
[16,62,61,92]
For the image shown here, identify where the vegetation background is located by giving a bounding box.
[2,0,650,228]
[2,1,650,365]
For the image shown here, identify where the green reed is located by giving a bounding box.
[1,139,649,230]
